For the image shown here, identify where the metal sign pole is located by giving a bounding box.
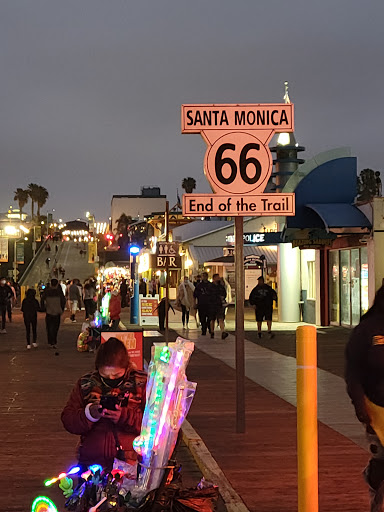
[235,216,245,433]
[165,201,169,344]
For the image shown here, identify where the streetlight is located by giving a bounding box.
[129,245,140,324]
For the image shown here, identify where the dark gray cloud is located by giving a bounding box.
[0,0,383,220]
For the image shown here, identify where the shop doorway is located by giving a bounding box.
[329,247,368,327]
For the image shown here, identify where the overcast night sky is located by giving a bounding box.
[0,0,383,221]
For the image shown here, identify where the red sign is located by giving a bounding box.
[183,193,295,217]
[140,298,158,317]
[181,104,296,216]
[181,104,294,133]
[101,331,143,371]
[204,131,273,195]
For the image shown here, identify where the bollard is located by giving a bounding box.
[296,325,318,512]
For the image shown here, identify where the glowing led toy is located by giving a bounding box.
[100,292,111,324]
[59,476,74,498]
[133,337,196,495]
[44,465,80,486]
[31,496,58,512]
[81,469,92,480]
[88,464,103,474]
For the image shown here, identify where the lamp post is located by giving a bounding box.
[129,245,140,325]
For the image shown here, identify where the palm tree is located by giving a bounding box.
[36,186,49,218]
[28,183,40,220]
[13,188,29,218]
[115,213,132,249]
[181,177,196,194]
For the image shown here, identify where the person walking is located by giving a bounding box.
[176,276,195,329]
[109,290,121,330]
[193,272,213,336]
[209,274,229,339]
[41,278,66,349]
[0,278,13,333]
[21,288,40,349]
[155,298,175,332]
[139,279,147,296]
[249,276,277,338]
[120,278,128,308]
[66,279,81,322]
[83,279,97,321]
[345,286,384,511]
[6,280,16,322]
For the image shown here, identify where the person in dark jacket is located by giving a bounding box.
[249,276,277,338]
[0,278,13,333]
[210,274,229,340]
[21,288,41,349]
[41,278,66,348]
[120,278,128,308]
[345,286,384,510]
[61,337,146,470]
[193,272,213,336]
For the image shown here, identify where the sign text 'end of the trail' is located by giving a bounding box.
[182,193,295,217]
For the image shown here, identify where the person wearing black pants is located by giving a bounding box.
[193,272,213,336]
[46,314,61,346]
[0,278,13,334]
[41,278,66,349]
[21,288,40,349]
[0,307,6,332]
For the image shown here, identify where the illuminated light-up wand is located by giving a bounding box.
[133,337,196,496]
[44,466,81,487]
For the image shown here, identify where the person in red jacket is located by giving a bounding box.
[61,337,146,470]
[109,290,122,330]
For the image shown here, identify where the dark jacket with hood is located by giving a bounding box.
[346,306,384,409]
[0,284,13,307]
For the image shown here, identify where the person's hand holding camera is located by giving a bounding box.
[102,404,122,424]
[89,402,103,421]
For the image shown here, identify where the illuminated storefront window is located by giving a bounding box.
[329,247,368,326]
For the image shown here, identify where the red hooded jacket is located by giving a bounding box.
[61,368,146,468]
[109,293,121,320]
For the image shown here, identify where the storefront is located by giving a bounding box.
[329,246,369,326]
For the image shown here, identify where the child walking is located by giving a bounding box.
[21,288,40,349]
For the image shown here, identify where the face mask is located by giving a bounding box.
[100,375,124,388]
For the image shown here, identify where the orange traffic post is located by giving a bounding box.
[296,325,318,512]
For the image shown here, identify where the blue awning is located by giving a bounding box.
[305,203,371,229]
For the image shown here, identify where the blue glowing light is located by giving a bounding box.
[88,464,103,474]
[129,245,140,255]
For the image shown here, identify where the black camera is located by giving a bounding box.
[100,395,119,411]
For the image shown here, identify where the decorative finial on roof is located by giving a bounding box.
[283,81,290,104]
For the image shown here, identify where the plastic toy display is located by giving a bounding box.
[133,338,196,496]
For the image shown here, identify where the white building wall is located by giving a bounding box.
[373,197,384,293]
[111,196,167,228]
[278,243,301,322]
